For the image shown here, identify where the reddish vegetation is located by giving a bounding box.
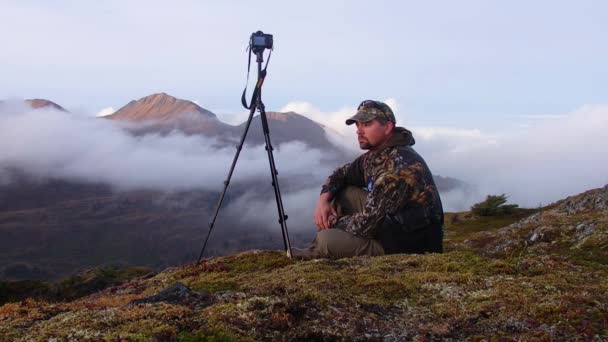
[107,93,216,123]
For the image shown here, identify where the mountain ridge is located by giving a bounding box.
[101,93,340,151]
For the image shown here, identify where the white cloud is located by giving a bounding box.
[280,99,608,210]
[383,98,400,114]
[214,110,251,126]
[225,187,320,233]
[0,105,334,193]
[280,101,352,134]
[96,107,115,117]
[280,98,401,133]
[410,126,499,156]
[414,104,608,208]
[515,114,568,119]
[412,127,484,139]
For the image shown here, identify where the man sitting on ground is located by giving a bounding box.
[290,100,444,259]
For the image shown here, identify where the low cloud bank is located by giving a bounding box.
[2,99,607,224]
[415,105,608,209]
[0,102,333,194]
[96,107,115,117]
[280,100,608,210]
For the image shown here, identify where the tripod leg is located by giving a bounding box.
[197,102,258,263]
[258,102,293,256]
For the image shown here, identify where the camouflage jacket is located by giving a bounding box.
[321,127,443,239]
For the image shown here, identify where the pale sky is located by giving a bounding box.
[1,0,606,130]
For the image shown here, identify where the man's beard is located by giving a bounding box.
[358,137,371,150]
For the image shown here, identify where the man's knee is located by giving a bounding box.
[334,186,368,215]
[314,229,383,258]
[315,229,342,249]
[340,186,367,201]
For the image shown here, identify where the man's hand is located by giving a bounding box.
[314,192,337,230]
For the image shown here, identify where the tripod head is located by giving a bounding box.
[242,31,273,109]
[250,31,273,53]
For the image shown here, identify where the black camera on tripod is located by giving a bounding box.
[250,31,273,53]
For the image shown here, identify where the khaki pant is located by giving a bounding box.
[291,186,385,259]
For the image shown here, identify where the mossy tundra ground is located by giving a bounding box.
[1,187,607,340]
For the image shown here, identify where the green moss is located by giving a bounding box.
[444,208,538,243]
[222,250,292,273]
[0,279,49,305]
[191,280,240,293]
[567,223,608,265]
[0,266,153,305]
[352,278,415,302]
[178,330,239,342]
[52,266,153,301]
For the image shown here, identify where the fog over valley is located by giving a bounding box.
[0,95,606,279]
[2,97,606,212]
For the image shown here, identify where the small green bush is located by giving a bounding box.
[471,194,519,216]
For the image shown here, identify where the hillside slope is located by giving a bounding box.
[1,186,607,340]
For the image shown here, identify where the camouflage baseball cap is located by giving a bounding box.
[345,100,396,125]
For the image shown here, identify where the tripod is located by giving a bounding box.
[197,45,293,262]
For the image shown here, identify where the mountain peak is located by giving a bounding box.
[138,92,179,105]
[0,98,66,112]
[106,93,216,122]
[25,99,67,111]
